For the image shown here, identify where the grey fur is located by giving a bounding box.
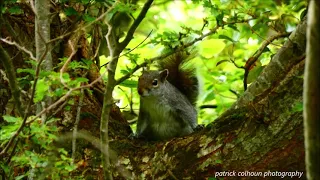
[136,73,197,141]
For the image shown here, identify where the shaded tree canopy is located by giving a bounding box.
[0,0,311,179]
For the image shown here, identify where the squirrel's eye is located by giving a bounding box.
[152,79,158,86]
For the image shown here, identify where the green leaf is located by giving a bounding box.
[203,90,215,102]
[15,174,28,180]
[83,14,95,22]
[81,0,90,4]
[216,60,230,67]
[17,68,35,76]
[65,7,78,16]
[227,24,239,32]
[120,69,130,75]
[218,35,234,43]
[8,5,23,15]
[34,79,50,102]
[3,115,22,123]
[292,102,303,112]
[247,65,264,84]
[119,80,138,88]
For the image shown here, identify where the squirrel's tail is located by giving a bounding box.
[159,52,198,106]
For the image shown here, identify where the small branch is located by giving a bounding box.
[47,8,112,44]
[100,7,115,180]
[199,105,218,109]
[60,40,77,88]
[100,29,153,68]
[121,29,153,58]
[119,0,154,51]
[100,1,155,178]
[0,38,36,61]
[0,45,24,116]
[72,87,85,162]
[47,97,69,119]
[243,32,291,90]
[5,138,19,164]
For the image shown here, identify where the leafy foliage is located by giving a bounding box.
[0,116,77,179]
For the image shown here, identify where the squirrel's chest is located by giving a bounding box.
[145,100,175,122]
[146,102,181,139]
[140,97,192,140]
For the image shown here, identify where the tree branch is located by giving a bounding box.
[0,38,36,61]
[243,32,291,90]
[119,0,154,51]
[0,45,24,116]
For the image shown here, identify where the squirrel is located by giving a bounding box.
[134,52,199,141]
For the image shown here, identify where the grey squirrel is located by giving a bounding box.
[134,52,199,141]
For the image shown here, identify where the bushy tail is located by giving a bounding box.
[159,52,198,105]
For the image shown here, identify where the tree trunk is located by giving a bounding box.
[35,0,52,123]
[304,1,320,179]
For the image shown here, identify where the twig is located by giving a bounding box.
[118,0,154,51]
[100,4,116,180]
[72,87,85,162]
[100,29,153,68]
[0,46,24,117]
[47,98,69,119]
[199,105,218,109]
[47,7,112,44]
[5,138,19,164]
[243,32,290,90]
[0,38,36,61]
[60,40,77,88]
[122,29,153,57]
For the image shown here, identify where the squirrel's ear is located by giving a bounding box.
[159,69,169,82]
[142,67,149,72]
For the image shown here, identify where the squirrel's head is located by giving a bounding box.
[138,69,169,97]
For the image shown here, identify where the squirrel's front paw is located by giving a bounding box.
[194,124,204,131]
[128,133,137,140]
